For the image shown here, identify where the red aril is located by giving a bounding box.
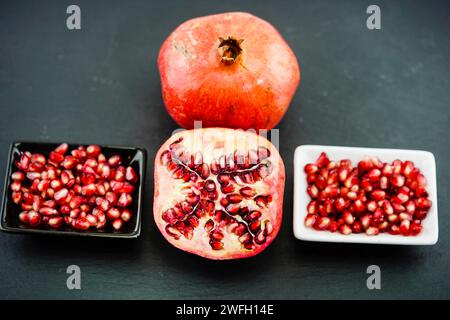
[9,144,138,232]
[158,12,300,130]
[154,128,284,260]
[303,152,431,237]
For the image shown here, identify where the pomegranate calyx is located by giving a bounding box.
[218,36,244,65]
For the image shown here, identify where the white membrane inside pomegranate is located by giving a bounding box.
[153,128,285,260]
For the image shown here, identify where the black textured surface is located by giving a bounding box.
[0,0,449,299]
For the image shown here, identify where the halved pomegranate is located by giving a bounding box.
[153,128,285,259]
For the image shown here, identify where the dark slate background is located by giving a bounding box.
[0,0,449,299]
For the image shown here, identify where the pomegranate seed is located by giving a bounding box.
[48,216,63,228]
[396,191,409,204]
[416,173,427,187]
[391,174,405,187]
[112,181,125,194]
[38,180,51,192]
[16,154,30,170]
[346,191,357,200]
[119,182,134,194]
[85,214,97,226]
[399,220,410,235]
[360,178,373,192]
[399,213,412,221]
[304,163,319,175]
[366,227,379,236]
[54,188,69,202]
[49,151,64,164]
[367,169,381,182]
[32,195,42,211]
[392,160,402,174]
[11,171,25,181]
[72,184,82,194]
[323,199,333,215]
[61,156,78,169]
[415,186,428,198]
[112,219,123,230]
[353,199,365,213]
[304,214,317,228]
[352,221,363,233]
[402,161,415,178]
[392,202,405,213]
[72,218,90,230]
[410,222,422,235]
[22,192,34,204]
[125,166,138,183]
[334,198,346,212]
[328,221,338,232]
[315,152,330,168]
[324,185,339,198]
[382,164,393,176]
[339,159,352,169]
[372,208,384,223]
[381,200,394,215]
[339,224,352,235]
[344,174,358,189]
[343,211,354,225]
[366,200,377,212]
[86,145,101,157]
[361,214,372,230]
[416,197,431,210]
[31,153,46,165]
[108,155,122,167]
[358,158,373,173]
[28,211,41,227]
[371,189,386,201]
[10,181,21,192]
[121,209,132,222]
[307,175,317,184]
[387,214,399,223]
[26,172,41,180]
[316,178,329,192]
[307,185,319,198]
[107,208,121,220]
[327,161,338,170]
[70,196,85,209]
[19,211,29,224]
[379,176,389,189]
[54,143,68,155]
[378,221,389,232]
[105,192,117,206]
[307,201,318,215]
[114,166,126,182]
[405,201,415,214]
[314,217,330,230]
[39,207,58,216]
[81,184,96,197]
[99,198,111,212]
[11,191,22,204]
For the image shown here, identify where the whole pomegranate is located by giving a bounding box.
[153,128,285,259]
[158,12,300,130]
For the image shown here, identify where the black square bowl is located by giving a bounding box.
[1,142,146,238]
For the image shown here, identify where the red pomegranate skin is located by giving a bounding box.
[158,12,300,130]
[154,128,285,260]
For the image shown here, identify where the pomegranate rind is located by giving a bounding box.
[158,12,300,130]
[153,128,285,260]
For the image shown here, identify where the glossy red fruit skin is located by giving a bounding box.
[154,128,285,260]
[158,12,300,130]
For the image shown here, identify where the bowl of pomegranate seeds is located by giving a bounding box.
[1,142,146,238]
[293,145,438,245]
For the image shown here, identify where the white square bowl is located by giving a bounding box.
[293,145,438,245]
